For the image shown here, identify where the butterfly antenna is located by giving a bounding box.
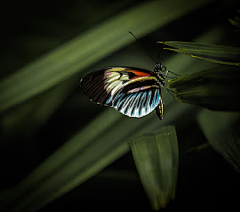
[168,70,182,76]
[128,31,156,64]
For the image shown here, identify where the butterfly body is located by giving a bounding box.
[81,64,168,119]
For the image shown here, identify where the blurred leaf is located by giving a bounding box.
[129,126,179,210]
[159,41,240,66]
[0,104,185,212]
[1,78,76,137]
[198,109,240,173]
[0,0,213,113]
[167,66,240,111]
[0,109,130,212]
[228,9,240,33]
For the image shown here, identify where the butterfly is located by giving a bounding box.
[80,63,169,120]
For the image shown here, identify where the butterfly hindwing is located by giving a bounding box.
[81,67,161,118]
[110,77,161,117]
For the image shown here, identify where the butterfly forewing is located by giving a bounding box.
[81,67,162,118]
[81,68,112,105]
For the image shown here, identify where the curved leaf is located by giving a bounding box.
[159,41,240,66]
[167,66,240,111]
[198,109,240,173]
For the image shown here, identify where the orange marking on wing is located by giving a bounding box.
[129,70,153,77]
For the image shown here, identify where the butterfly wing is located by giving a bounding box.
[80,67,162,118]
[81,67,113,105]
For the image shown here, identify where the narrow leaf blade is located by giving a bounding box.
[159,41,240,66]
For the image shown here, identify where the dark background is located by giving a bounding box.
[1,0,240,211]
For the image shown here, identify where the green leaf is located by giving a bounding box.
[0,110,130,212]
[228,9,240,33]
[129,126,179,210]
[159,41,240,66]
[167,66,240,111]
[198,109,240,173]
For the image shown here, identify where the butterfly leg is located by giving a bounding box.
[164,70,169,79]
[159,83,176,100]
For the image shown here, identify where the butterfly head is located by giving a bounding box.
[154,63,166,72]
[154,63,167,82]
[154,63,163,71]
